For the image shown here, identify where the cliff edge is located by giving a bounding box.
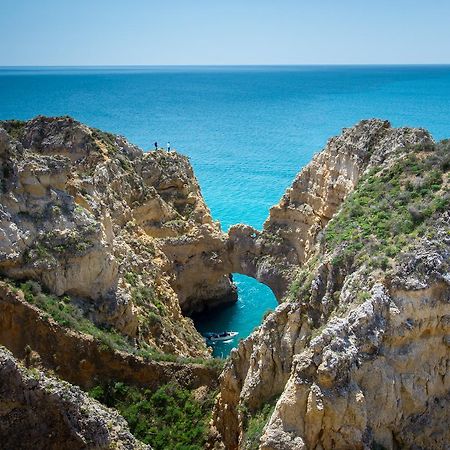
[212,120,449,450]
[0,116,236,358]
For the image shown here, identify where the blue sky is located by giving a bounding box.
[1,0,449,65]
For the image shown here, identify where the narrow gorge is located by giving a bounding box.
[0,116,448,449]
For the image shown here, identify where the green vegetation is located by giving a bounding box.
[2,119,26,140]
[164,219,188,229]
[89,382,216,450]
[91,127,118,154]
[131,285,165,315]
[263,231,284,245]
[290,141,449,303]
[18,280,136,351]
[287,256,318,301]
[14,280,225,369]
[124,271,139,286]
[241,398,278,450]
[325,141,449,267]
[25,228,97,265]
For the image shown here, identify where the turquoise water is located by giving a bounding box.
[1,66,450,355]
[192,274,276,357]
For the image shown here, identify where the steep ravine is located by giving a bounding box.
[0,117,448,450]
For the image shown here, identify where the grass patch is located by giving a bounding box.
[89,382,216,450]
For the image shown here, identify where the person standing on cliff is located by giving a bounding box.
[154,141,158,151]
[167,142,171,152]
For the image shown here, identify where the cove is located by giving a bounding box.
[193,274,277,357]
[2,66,450,357]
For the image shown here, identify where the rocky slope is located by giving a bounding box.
[225,120,432,299]
[1,117,448,450]
[0,346,149,450]
[0,116,236,358]
[212,120,449,449]
[0,281,219,391]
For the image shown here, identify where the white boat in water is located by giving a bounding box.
[204,331,238,342]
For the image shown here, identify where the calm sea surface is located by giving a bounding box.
[1,65,449,355]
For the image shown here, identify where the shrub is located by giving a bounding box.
[124,271,138,286]
[242,399,278,450]
[323,140,449,272]
[89,382,216,450]
[131,286,155,306]
[3,119,26,140]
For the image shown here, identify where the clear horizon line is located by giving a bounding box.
[1,63,450,68]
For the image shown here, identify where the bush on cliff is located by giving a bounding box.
[89,382,216,450]
[288,140,449,316]
[325,142,449,263]
[241,398,278,450]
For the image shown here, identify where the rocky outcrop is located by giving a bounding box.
[160,224,237,314]
[0,346,149,450]
[224,120,432,300]
[0,282,219,391]
[212,120,449,449]
[0,116,236,356]
[259,237,449,450]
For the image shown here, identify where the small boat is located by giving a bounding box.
[204,331,238,342]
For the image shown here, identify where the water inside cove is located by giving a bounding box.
[192,274,277,357]
[1,65,450,356]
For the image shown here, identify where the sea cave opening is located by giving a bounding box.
[192,274,278,358]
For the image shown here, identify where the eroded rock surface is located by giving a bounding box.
[0,282,219,391]
[0,346,149,450]
[212,120,449,450]
[0,116,236,356]
[225,120,432,299]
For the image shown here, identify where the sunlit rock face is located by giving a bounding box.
[211,120,449,450]
[0,116,237,357]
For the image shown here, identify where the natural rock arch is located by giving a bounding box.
[180,119,434,317]
[225,224,298,301]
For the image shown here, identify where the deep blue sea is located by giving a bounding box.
[1,65,450,355]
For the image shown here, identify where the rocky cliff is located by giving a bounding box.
[0,116,236,358]
[225,120,432,299]
[0,281,219,391]
[1,117,448,450]
[212,120,449,449]
[0,346,149,450]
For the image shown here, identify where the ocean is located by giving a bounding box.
[1,65,450,355]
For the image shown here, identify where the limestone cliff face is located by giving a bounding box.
[0,116,235,357]
[0,346,149,450]
[225,120,432,299]
[212,120,449,450]
[2,116,448,450]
